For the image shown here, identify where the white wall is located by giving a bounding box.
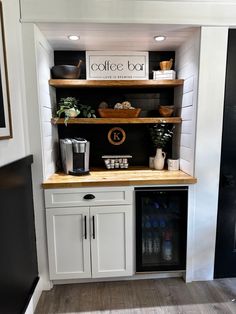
[193,27,228,281]
[174,28,201,175]
[0,0,29,166]
[20,0,236,26]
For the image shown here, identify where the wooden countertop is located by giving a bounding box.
[42,168,197,189]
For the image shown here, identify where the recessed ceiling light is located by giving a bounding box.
[68,35,80,41]
[154,35,166,42]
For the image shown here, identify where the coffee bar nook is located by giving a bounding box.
[42,48,198,283]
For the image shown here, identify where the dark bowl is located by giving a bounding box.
[51,65,81,79]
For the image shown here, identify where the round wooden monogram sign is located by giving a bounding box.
[108,127,126,145]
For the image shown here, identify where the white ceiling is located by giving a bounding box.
[38,23,197,51]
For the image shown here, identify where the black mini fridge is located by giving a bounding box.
[135,187,188,272]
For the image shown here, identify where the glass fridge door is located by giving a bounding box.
[135,187,188,272]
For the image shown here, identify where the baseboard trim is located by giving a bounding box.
[24,277,44,314]
[52,271,184,285]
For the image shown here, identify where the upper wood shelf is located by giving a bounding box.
[49,79,184,89]
[51,117,182,125]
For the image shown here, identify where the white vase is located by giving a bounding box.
[154,148,166,170]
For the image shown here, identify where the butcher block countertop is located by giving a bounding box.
[42,168,197,189]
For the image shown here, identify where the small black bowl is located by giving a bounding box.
[51,65,81,79]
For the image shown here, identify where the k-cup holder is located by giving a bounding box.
[102,155,132,170]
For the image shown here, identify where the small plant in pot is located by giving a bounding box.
[56,97,97,125]
[56,97,80,125]
[149,123,175,170]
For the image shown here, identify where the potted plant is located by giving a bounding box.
[79,104,96,118]
[56,97,80,124]
[149,123,175,170]
[56,97,97,125]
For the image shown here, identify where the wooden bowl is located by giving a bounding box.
[98,108,141,118]
[159,106,174,117]
[160,60,173,71]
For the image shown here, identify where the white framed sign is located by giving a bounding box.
[86,51,149,80]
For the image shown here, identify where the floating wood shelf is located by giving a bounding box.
[51,117,182,125]
[49,79,184,89]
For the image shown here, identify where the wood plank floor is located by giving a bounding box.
[35,278,236,314]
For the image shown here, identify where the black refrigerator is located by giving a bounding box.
[135,187,188,272]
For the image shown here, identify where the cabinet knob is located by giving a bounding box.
[83,194,95,200]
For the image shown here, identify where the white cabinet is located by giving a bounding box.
[45,187,133,280]
[90,205,132,278]
[46,207,91,279]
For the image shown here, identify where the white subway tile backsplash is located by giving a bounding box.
[181,106,193,121]
[41,106,52,122]
[43,135,53,151]
[174,28,200,176]
[178,62,195,81]
[181,120,193,134]
[180,158,193,176]
[176,48,195,71]
[37,38,58,180]
[183,76,194,94]
[42,121,53,137]
[180,146,193,162]
[182,91,194,108]
[180,133,193,148]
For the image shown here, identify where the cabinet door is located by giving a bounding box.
[46,207,91,280]
[90,205,133,278]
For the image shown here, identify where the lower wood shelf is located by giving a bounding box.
[51,117,182,125]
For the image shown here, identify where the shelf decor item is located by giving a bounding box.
[159,105,174,117]
[154,148,166,170]
[160,58,173,70]
[153,70,176,80]
[79,104,96,118]
[98,108,141,118]
[98,100,141,118]
[149,123,174,149]
[149,123,175,170]
[0,2,12,139]
[56,97,80,115]
[86,51,149,80]
[56,97,97,125]
[56,97,80,125]
[102,155,132,170]
[51,60,83,79]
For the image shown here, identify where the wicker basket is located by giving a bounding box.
[98,108,141,118]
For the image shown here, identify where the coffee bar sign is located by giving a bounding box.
[86,51,149,80]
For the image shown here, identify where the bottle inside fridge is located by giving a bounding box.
[136,187,188,272]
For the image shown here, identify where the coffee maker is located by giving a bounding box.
[60,138,90,175]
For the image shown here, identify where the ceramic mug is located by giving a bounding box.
[167,158,179,171]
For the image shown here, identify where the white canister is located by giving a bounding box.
[167,159,180,171]
[149,157,155,169]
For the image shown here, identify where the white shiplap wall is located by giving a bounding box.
[35,30,58,180]
[174,28,201,175]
